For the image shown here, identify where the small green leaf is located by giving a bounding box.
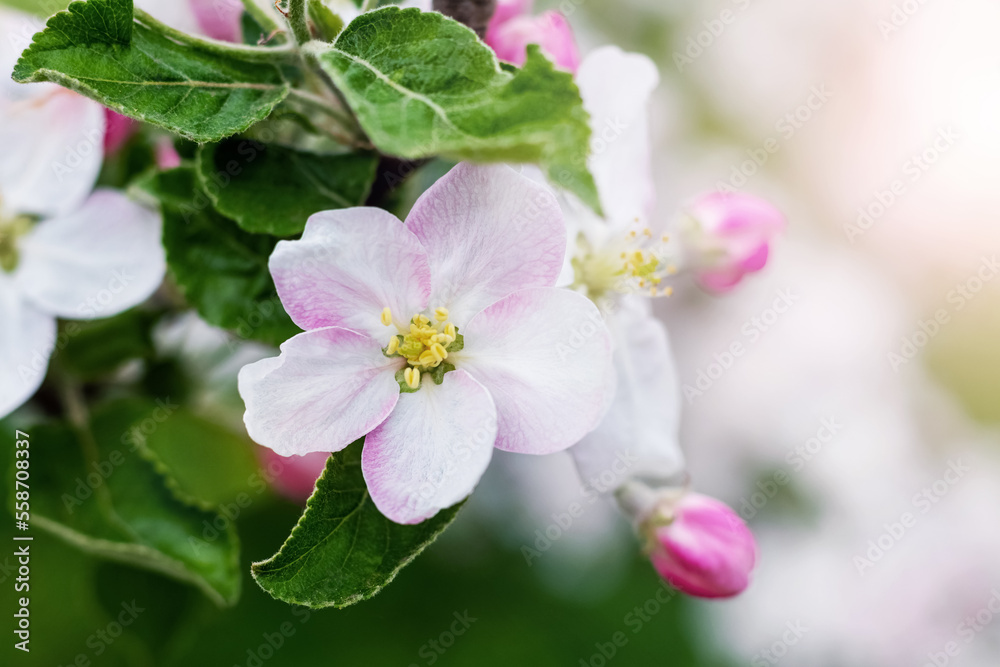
[308,0,345,41]
[252,440,463,608]
[21,399,241,606]
[195,139,378,236]
[138,167,301,346]
[311,7,601,213]
[12,0,290,142]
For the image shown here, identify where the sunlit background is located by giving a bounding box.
[3,0,1000,665]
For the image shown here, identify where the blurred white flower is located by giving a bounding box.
[0,9,166,417]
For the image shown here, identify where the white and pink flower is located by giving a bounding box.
[238,163,615,524]
[0,9,166,418]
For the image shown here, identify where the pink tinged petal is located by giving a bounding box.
[189,0,244,42]
[570,297,684,489]
[103,108,138,155]
[0,276,56,418]
[258,448,330,504]
[270,207,431,338]
[486,11,580,73]
[0,89,105,219]
[575,46,659,226]
[238,327,403,457]
[15,190,165,320]
[405,163,566,325]
[648,493,758,599]
[459,287,615,455]
[685,192,786,293]
[363,369,496,524]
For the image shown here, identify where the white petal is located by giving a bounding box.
[570,296,685,490]
[576,46,659,227]
[238,327,403,456]
[0,9,46,104]
[459,287,615,455]
[362,369,496,524]
[16,190,165,320]
[270,207,431,339]
[0,275,55,418]
[405,163,566,325]
[0,77,105,218]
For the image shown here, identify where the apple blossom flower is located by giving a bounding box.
[238,163,615,524]
[103,108,139,155]
[0,8,166,418]
[680,191,786,293]
[618,482,757,598]
[484,0,580,73]
[547,47,783,300]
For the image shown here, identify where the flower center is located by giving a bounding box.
[573,227,676,298]
[0,209,34,274]
[381,307,463,391]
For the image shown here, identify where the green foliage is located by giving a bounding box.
[12,0,289,142]
[137,167,301,346]
[195,139,377,236]
[252,440,463,608]
[21,398,241,606]
[59,309,157,380]
[311,7,601,212]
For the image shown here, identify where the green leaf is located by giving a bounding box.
[308,0,345,41]
[12,0,290,142]
[252,440,463,608]
[195,139,378,236]
[22,399,241,606]
[137,167,301,346]
[310,7,601,213]
[59,309,157,380]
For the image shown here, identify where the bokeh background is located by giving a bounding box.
[4,0,1000,665]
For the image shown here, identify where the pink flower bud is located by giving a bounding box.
[103,108,138,156]
[683,192,785,293]
[645,493,757,598]
[485,10,580,73]
[258,448,330,504]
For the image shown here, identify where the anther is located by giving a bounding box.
[380,307,393,326]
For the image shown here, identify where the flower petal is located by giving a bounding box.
[576,46,659,227]
[0,88,105,219]
[15,189,165,320]
[0,276,55,418]
[570,296,685,489]
[238,327,403,456]
[362,369,497,524]
[459,287,615,455]
[270,207,431,338]
[405,163,566,325]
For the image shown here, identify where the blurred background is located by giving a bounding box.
[3,0,1000,665]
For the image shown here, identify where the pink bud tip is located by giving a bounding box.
[684,192,786,293]
[103,108,138,156]
[257,448,330,504]
[646,493,757,599]
[154,139,182,170]
[485,10,580,74]
[487,0,534,33]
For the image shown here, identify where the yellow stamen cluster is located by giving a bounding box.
[382,307,458,390]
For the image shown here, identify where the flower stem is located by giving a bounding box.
[133,8,299,63]
[285,0,313,47]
